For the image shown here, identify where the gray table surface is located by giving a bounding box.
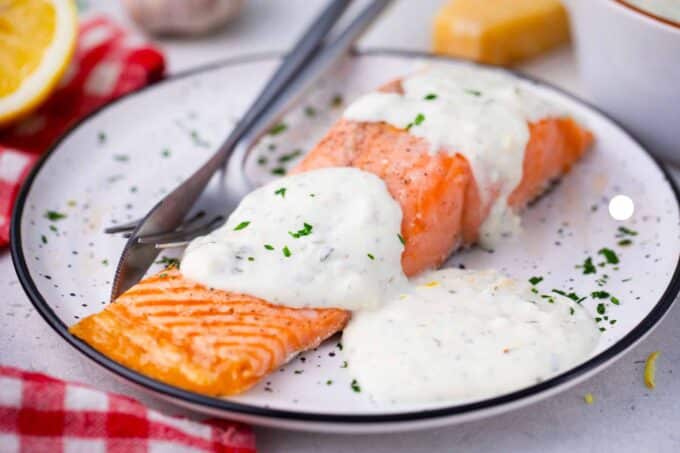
[1,1,678,451]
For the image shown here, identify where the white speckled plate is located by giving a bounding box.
[11,51,680,433]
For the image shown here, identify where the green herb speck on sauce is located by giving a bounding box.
[367,253,375,260]
[577,257,596,274]
[282,246,292,257]
[350,379,361,393]
[598,248,619,265]
[264,244,274,251]
[271,167,286,176]
[618,239,632,247]
[274,187,287,197]
[424,93,438,100]
[44,210,67,221]
[591,290,610,299]
[596,303,606,315]
[616,226,638,237]
[233,221,250,231]
[529,276,543,285]
[278,149,302,163]
[41,235,47,244]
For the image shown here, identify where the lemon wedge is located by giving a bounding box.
[0,0,77,126]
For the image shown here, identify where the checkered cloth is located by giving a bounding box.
[0,16,166,245]
[0,366,256,453]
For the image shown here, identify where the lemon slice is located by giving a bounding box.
[0,0,77,126]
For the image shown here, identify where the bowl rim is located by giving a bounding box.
[10,48,680,426]
[613,0,680,32]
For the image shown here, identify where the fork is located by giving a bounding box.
[110,0,394,299]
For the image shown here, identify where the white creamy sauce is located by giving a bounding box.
[344,64,563,245]
[343,269,600,404]
[624,0,680,23]
[181,167,408,310]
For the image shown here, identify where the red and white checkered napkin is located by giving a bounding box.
[0,16,166,246]
[0,366,256,453]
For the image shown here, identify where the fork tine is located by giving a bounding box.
[136,215,225,245]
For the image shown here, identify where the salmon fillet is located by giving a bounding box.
[71,78,593,397]
[70,270,349,396]
[295,80,594,275]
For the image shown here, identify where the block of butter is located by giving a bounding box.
[433,0,570,66]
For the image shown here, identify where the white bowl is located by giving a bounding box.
[565,0,680,165]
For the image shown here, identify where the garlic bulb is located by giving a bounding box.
[122,0,246,35]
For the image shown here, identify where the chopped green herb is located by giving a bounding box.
[271,167,286,176]
[269,123,288,135]
[570,307,575,316]
[529,276,543,285]
[618,239,632,247]
[289,222,313,239]
[113,154,129,162]
[274,187,286,197]
[49,225,58,233]
[248,256,255,262]
[282,245,292,257]
[591,290,610,299]
[326,380,333,385]
[617,226,638,237]
[304,106,317,117]
[610,320,617,325]
[44,210,67,221]
[405,113,426,131]
[41,235,47,244]
[341,361,348,368]
[464,89,482,96]
[531,287,538,294]
[552,289,585,302]
[598,248,620,264]
[424,93,438,100]
[257,156,267,165]
[599,327,606,332]
[294,370,303,375]
[577,257,596,274]
[610,296,620,305]
[367,253,375,260]
[233,221,250,231]
[156,256,180,269]
[398,233,405,245]
[101,259,109,266]
[541,294,556,303]
[264,244,274,251]
[597,303,606,315]
[161,148,171,158]
[350,379,361,393]
[337,342,343,350]
[278,149,302,163]
[331,94,343,107]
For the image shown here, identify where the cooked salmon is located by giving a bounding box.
[70,77,593,397]
[295,80,594,275]
[70,269,350,396]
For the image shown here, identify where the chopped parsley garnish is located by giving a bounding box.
[464,89,482,96]
[616,226,638,237]
[350,379,361,393]
[156,256,180,269]
[591,290,610,299]
[264,244,274,251]
[101,259,109,266]
[41,235,47,244]
[405,113,426,131]
[257,156,267,165]
[161,148,171,158]
[424,93,438,100]
[233,221,250,231]
[341,361,348,368]
[398,233,405,245]
[596,303,606,315]
[570,307,575,316]
[248,256,255,262]
[529,276,543,285]
[274,187,286,197]
[541,294,556,303]
[598,248,619,265]
[577,257,596,274]
[294,370,303,375]
[304,106,317,117]
[282,245,292,257]
[331,94,343,107]
[271,167,286,176]
[278,149,302,163]
[618,239,632,247]
[552,289,586,303]
[367,253,375,260]
[326,380,333,385]
[289,222,313,239]
[337,342,343,350]
[269,123,287,135]
[44,210,67,221]
[611,296,620,305]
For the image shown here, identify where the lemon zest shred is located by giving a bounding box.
[644,351,661,389]
[584,393,594,405]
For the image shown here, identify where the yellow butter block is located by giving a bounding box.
[433,0,570,66]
